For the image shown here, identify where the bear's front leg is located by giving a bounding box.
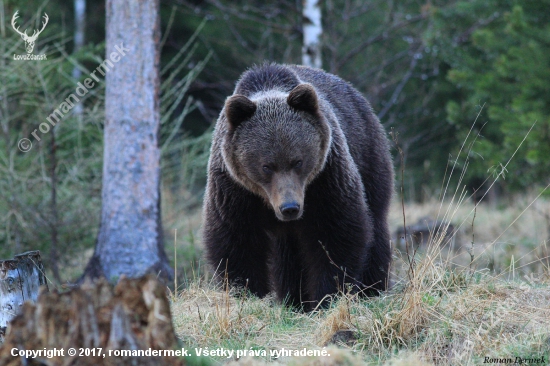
[302,238,367,311]
[270,232,308,309]
[203,213,272,296]
[299,173,373,310]
[203,175,272,297]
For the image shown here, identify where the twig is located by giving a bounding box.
[317,240,370,290]
[390,128,414,279]
[336,13,427,70]
[174,229,177,297]
[378,47,421,120]
[469,191,477,277]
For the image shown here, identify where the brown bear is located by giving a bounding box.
[203,63,393,311]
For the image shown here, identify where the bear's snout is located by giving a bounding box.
[279,201,301,220]
[266,172,304,221]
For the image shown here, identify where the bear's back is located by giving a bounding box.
[234,63,379,144]
[234,64,300,96]
[289,65,383,151]
[289,66,390,186]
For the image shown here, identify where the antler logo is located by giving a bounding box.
[11,11,49,54]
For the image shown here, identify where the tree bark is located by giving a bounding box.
[83,0,172,282]
[302,0,322,68]
[0,251,48,344]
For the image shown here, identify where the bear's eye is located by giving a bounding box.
[262,165,273,174]
[293,160,303,169]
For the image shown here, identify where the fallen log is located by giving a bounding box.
[0,251,48,343]
[0,275,185,366]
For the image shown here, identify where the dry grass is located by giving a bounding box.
[389,196,550,276]
[170,267,550,365]
[169,190,550,365]
[165,110,550,365]
[170,280,319,354]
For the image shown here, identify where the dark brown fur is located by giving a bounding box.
[203,64,393,310]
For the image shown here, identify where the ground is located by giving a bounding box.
[170,270,550,365]
[167,194,550,365]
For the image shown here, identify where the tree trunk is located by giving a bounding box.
[302,0,322,69]
[72,0,86,116]
[0,251,48,344]
[83,0,172,282]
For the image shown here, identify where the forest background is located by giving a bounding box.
[0,0,549,283]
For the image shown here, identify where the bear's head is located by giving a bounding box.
[221,84,332,221]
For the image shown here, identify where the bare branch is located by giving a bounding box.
[378,45,422,120]
[454,12,499,45]
[336,13,427,70]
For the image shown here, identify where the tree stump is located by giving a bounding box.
[0,275,185,366]
[395,218,457,250]
[0,251,48,343]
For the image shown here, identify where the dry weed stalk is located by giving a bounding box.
[166,110,550,365]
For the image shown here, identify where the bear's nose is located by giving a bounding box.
[279,202,300,219]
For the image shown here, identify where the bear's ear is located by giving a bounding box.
[225,95,257,129]
[287,84,318,115]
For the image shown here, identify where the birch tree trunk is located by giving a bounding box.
[0,251,48,344]
[302,0,322,69]
[83,0,172,282]
[72,0,86,116]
